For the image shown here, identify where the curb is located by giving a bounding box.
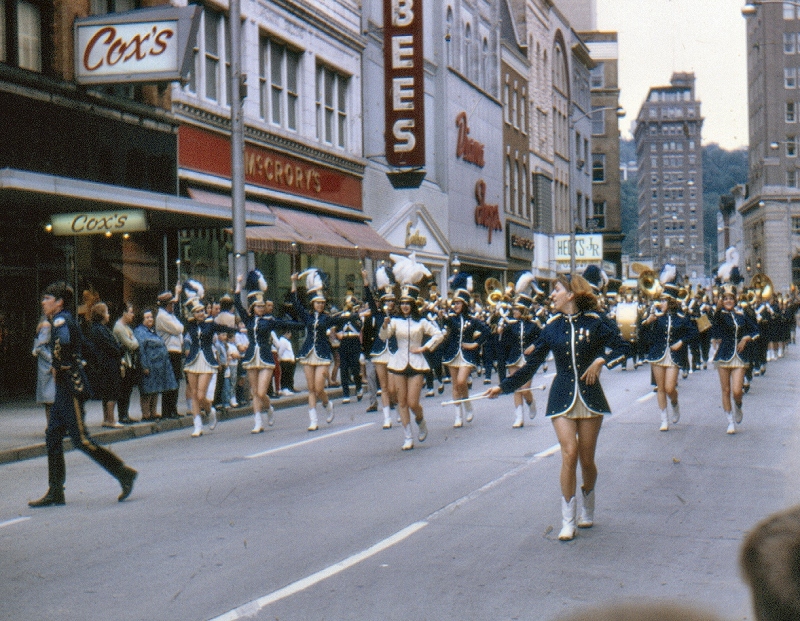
[0,389,343,466]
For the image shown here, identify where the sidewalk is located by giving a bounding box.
[0,372,345,466]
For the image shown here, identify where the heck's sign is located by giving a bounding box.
[74,5,200,85]
[383,0,425,168]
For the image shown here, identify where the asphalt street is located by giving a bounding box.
[2,352,799,621]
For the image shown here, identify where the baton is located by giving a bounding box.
[441,384,547,406]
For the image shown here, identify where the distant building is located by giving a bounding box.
[634,72,705,279]
[581,30,623,277]
[741,2,800,290]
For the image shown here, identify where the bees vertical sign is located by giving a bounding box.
[384,0,425,168]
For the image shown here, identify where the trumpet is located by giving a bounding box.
[750,273,773,302]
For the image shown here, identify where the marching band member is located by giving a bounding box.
[333,291,364,404]
[291,269,345,431]
[182,281,237,437]
[441,273,489,428]
[642,265,697,432]
[710,283,759,434]
[363,266,398,429]
[485,273,629,540]
[498,271,541,428]
[378,254,444,451]
[234,270,302,434]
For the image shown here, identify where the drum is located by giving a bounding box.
[615,301,639,342]
[696,313,712,333]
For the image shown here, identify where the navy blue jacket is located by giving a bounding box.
[293,292,347,361]
[644,311,697,368]
[499,318,541,366]
[184,319,236,367]
[363,286,397,357]
[440,312,489,365]
[234,294,303,365]
[500,311,629,417]
[710,308,760,363]
[51,310,93,401]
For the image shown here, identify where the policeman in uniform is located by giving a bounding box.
[29,281,137,507]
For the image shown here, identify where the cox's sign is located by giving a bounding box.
[50,210,147,236]
[74,5,199,85]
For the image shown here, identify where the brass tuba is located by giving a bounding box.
[485,277,504,306]
[637,269,663,299]
[750,273,773,302]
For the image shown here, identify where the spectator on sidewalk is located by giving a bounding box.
[113,302,140,424]
[740,504,800,621]
[87,302,123,429]
[276,329,296,395]
[32,314,55,425]
[134,308,177,421]
[156,285,184,419]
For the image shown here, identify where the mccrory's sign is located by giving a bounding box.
[74,5,200,85]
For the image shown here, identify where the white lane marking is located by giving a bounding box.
[244,423,374,459]
[636,391,657,403]
[213,444,559,620]
[0,517,30,529]
[208,522,428,621]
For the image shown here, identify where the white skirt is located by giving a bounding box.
[300,348,331,367]
[444,350,474,369]
[185,354,217,374]
[243,345,275,370]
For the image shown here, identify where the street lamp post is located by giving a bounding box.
[567,105,625,276]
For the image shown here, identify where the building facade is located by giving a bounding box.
[741,1,800,290]
[634,72,705,279]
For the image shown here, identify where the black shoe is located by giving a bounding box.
[119,417,135,425]
[118,467,138,502]
[29,488,65,508]
[366,403,378,413]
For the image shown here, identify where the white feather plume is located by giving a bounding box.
[184,279,205,301]
[659,264,677,285]
[717,247,740,282]
[390,252,430,286]
[466,275,473,293]
[299,268,323,293]
[515,271,535,295]
[375,265,392,290]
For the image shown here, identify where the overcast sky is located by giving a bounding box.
[596,0,749,151]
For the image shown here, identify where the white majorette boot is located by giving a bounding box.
[527,397,537,420]
[733,401,743,424]
[267,405,275,426]
[558,496,577,541]
[191,414,203,437]
[417,418,428,442]
[382,406,392,429]
[464,400,474,423]
[453,404,463,428]
[512,405,524,428]
[577,488,595,528]
[251,411,264,434]
[726,411,736,434]
[402,424,414,450]
[209,407,218,430]
[325,401,335,424]
[659,409,669,431]
[671,400,680,424]
[308,408,319,432]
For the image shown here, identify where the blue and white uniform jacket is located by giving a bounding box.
[710,308,760,363]
[644,311,697,368]
[51,310,92,400]
[234,294,303,365]
[439,313,489,365]
[499,318,541,366]
[184,319,236,367]
[363,286,397,357]
[500,311,630,417]
[293,292,347,361]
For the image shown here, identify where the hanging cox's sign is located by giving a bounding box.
[50,210,148,236]
[74,5,200,85]
[384,0,425,167]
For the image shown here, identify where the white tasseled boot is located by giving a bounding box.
[659,409,669,431]
[453,404,463,428]
[402,424,414,450]
[251,411,264,434]
[733,401,743,424]
[382,406,392,429]
[464,399,474,423]
[308,408,319,431]
[191,414,203,437]
[527,397,537,420]
[577,488,595,528]
[417,418,428,442]
[512,405,524,428]
[325,401,335,424]
[558,496,577,541]
[726,411,736,434]
[267,405,275,426]
[671,400,680,424]
[209,407,217,430]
